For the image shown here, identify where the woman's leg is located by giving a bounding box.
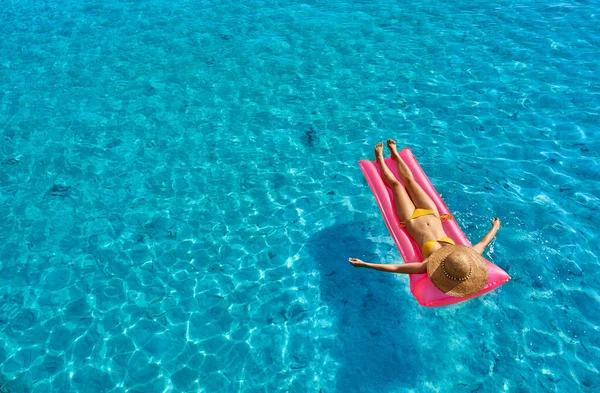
[387,140,439,214]
[375,142,415,221]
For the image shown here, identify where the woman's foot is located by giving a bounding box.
[387,139,401,160]
[374,141,402,188]
[374,142,384,160]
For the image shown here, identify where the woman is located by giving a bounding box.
[349,140,501,297]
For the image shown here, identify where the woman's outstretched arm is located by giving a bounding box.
[472,218,501,255]
[349,258,427,274]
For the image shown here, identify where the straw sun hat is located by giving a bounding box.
[427,245,488,297]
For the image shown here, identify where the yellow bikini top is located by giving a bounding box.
[422,237,455,257]
[400,209,453,227]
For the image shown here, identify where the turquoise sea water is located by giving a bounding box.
[1,0,599,392]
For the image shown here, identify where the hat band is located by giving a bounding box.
[441,260,472,282]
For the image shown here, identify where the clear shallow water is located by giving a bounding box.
[0,0,599,391]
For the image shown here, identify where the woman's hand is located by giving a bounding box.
[348,257,365,267]
[492,217,501,229]
[473,218,501,254]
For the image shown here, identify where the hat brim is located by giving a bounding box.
[426,245,488,297]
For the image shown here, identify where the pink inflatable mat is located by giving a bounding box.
[359,147,510,307]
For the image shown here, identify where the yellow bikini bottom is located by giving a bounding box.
[399,208,455,256]
[421,237,455,257]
